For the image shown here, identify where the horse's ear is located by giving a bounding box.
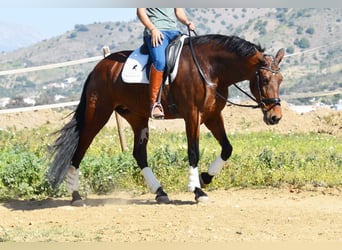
[275,48,285,65]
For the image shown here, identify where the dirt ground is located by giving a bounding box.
[0,188,341,242]
[0,103,341,242]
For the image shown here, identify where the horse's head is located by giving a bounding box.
[250,48,285,125]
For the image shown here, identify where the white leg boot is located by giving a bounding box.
[208,156,226,176]
[188,166,201,192]
[66,165,84,207]
[141,167,161,194]
[66,165,80,193]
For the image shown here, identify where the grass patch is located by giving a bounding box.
[0,126,341,200]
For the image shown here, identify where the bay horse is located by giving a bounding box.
[48,34,284,205]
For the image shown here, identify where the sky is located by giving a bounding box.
[0,8,137,40]
[1,0,339,8]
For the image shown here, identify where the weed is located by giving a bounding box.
[0,127,341,200]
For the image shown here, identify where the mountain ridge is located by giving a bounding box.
[0,8,341,106]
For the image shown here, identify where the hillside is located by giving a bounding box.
[0,8,341,107]
[1,101,341,136]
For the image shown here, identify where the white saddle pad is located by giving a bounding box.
[121,35,187,84]
[121,48,150,84]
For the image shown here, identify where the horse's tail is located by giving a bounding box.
[47,72,92,189]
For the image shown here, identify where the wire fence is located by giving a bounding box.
[0,41,341,114]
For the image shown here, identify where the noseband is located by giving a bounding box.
[255,66,281,111]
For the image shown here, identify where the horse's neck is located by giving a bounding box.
[190,44,258,87]
[217,57,256,87]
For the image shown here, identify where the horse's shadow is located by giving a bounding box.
[1,197,197,211]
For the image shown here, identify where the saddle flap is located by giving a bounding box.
[166,34,185,74]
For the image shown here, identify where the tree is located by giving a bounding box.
[294,38,310,49]
[305,27,315,35]
[296,26,303,35]
[67,32,77,39]
[286,46,295,54]
[75,24,89,32]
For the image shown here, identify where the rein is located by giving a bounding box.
[187,29,215,88]
[187,27,281,110]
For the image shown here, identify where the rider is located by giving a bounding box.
[137,8,195,119]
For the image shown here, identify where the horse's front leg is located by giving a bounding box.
[185,118,209,203]
[132,123,170,203]
[201,114,232,187]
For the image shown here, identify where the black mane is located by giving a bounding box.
[189,34,265,57]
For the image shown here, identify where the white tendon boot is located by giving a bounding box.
[189,166,209,203]
[66,165,80,193]
[188,166,201,192]
[141,167,161,194]
[66,166,84,206]
[208,156,226,176]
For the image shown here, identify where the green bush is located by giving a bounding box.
[294,37,310,49]
[67,32,77,39]
[286,46,295,54]
[0,127,341,200]
[305,27,315,35]
[74,24,89,32]
[0,151,47,197]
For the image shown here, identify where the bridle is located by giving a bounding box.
[187,28,281,111]
[254,66,281,111]
[225,66,281,111]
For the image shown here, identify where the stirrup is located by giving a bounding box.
[151,103,164,119]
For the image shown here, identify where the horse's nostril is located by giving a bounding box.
[271,115,280,124]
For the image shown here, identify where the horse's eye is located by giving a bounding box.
[262,78,269,85]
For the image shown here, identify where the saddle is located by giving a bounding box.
[121,34,187,84]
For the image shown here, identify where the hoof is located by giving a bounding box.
[155,187,170,204]
[71,191,85,207]
[194,187,209,203]
[199,172,213,188]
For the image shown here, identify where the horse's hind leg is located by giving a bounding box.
[68,102,114,206]
[201,114,232,187]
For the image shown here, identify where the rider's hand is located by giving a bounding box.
[151,28,164,47]
[187,21,195,31]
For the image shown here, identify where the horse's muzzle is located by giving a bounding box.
[263,103,282,125]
